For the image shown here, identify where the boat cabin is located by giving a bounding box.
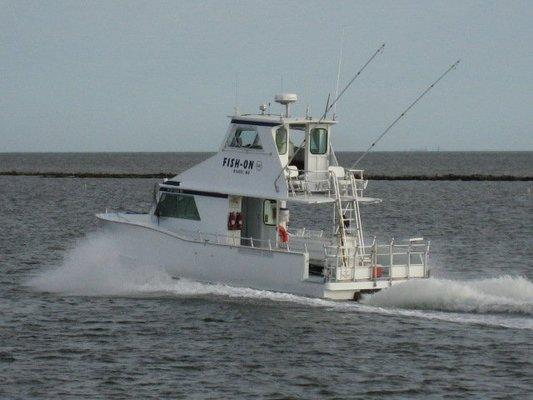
[153,94,347,250]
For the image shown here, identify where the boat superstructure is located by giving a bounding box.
[97,93,430,300]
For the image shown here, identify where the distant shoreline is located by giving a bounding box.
[1,150,532,154]
[1,171,531,181]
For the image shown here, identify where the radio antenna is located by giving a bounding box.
[333,28,346,119]
[234,72,239,115]
[320,43,385,122]
[351,59,461,168]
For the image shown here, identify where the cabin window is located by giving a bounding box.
[156,193,201,220]
[275,127,287,155]
[263,200,277,226]
[227,128,263,150]
[310,128,328,154]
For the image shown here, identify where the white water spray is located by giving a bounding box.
[361,275,533,315]
[28,232,533,330]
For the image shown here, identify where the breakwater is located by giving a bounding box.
[1,171,531,181]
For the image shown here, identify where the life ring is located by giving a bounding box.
[278,225,289,243]
[372,265,384,278]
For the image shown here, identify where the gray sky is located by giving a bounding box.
[1,0,532,152]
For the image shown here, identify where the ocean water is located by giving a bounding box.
[1,152,532,399]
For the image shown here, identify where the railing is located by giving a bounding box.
[293,228,326,239]
[286,169,333,198]
[346,169,367,198]
[112,212,306,254]
[286,167,367,199]
[177,228,311,255]
[323,238,430,282]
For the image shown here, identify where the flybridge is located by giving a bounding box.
[166,93,344,202]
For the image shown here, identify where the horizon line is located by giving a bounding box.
[1,150,532,154]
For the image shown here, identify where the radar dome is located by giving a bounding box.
[274,93,298,117]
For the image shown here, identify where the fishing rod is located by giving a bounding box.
[323,93,331,119]
[350,59,461,168]
[320,43,385,122]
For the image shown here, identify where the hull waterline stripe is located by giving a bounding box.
[181,189,229,198]
[160,187,229,198]
[162,181,180,186]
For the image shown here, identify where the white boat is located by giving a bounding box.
[97,93,430,300]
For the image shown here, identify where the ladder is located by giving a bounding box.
[349,172,365,253]
[331,170,366,266]
[331,174,349,267]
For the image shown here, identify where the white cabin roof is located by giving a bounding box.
[229,114,337,126]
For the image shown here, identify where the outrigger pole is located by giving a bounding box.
[320,43,386,122]
[351,59,461,168]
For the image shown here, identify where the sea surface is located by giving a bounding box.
[1,152,532,399]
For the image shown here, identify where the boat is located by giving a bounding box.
[97,93,430,300]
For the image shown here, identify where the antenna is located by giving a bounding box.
[234,72,239,115]
[320,43,385,122]
[333,27,346,119]
[351,60,461,168]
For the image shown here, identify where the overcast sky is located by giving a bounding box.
[1,0,532,152]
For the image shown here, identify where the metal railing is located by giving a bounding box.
[175,228,311,255]
[112,211,306,254]
[293,228,326,239]
[286,167,367,199]
[323,238,430,282]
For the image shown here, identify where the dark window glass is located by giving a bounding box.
[310,128,328,154]
[156,194,201,220]
[263,200,277,226]
[227,128,263,149]
[275,127,287,155]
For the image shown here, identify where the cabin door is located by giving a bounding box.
[241,197,277,246]
[305,126,330,191]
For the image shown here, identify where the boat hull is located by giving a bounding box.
[96,213,427,300]
[97,214,325,298]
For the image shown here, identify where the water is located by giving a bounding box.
[1,152,532,399]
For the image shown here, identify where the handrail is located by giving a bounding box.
[323,237,430,282]
[286,168,367,199]
[113,211,306,255]
[196,231,285,253]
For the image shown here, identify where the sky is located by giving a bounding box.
[1,0,532,152]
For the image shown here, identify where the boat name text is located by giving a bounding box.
[222,157,260,175]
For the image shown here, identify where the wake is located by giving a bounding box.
[360,275,533,315]
[27,233,533,330]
